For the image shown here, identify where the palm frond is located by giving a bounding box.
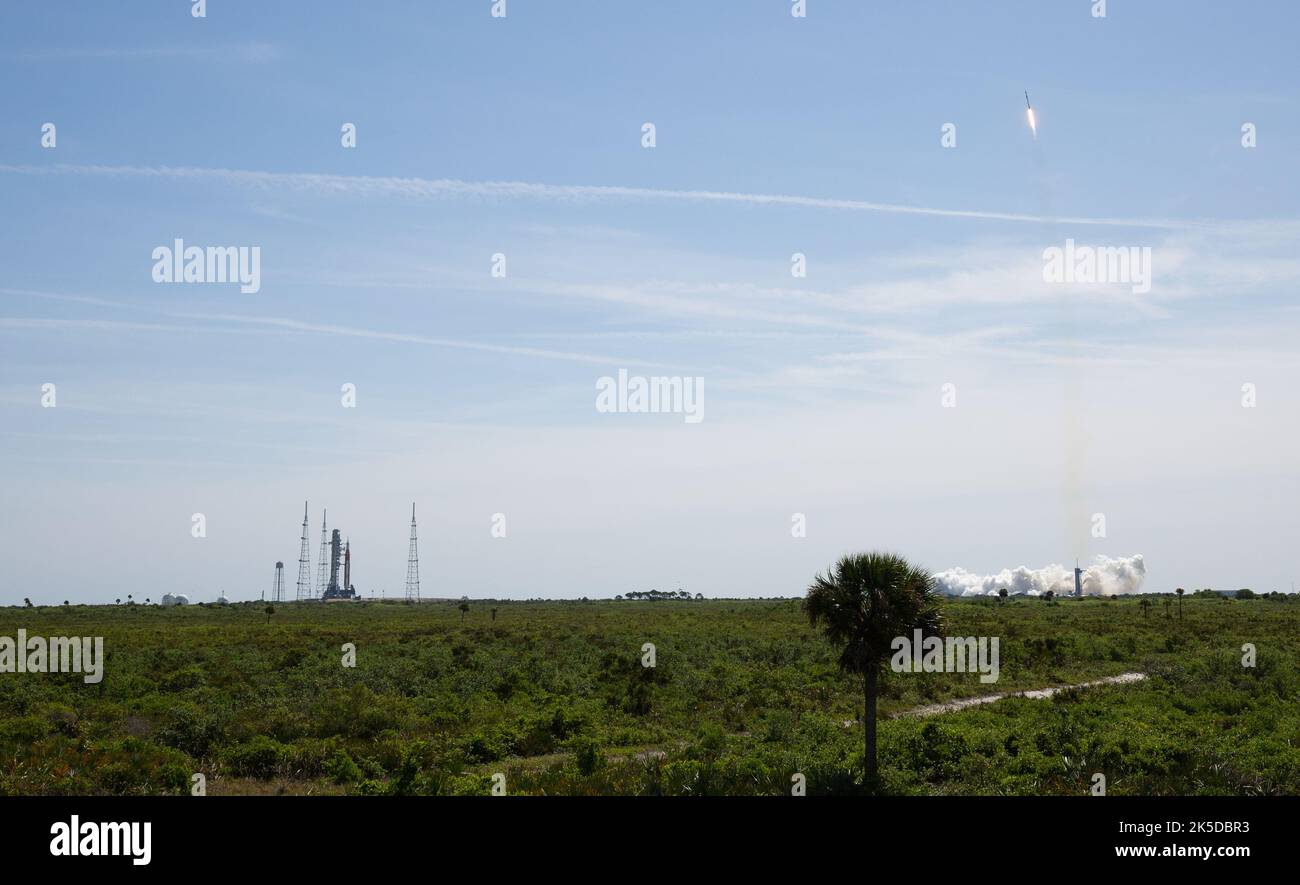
[803,551,945,675]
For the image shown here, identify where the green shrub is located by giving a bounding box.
[569,736,605,776]
[223,736,287,778]
[0,715,51,745]
[324,749,363,784]
[156,704,224,757]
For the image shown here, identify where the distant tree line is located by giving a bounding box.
[616,590,703,601]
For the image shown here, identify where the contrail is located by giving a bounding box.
[0,313,674,368]
[0,162,1224,231]
[167,312,677,367]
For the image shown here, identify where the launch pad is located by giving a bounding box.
[285,503,418,601]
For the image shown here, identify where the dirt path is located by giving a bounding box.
[894,671,1147,719]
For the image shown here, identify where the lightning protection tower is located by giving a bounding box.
[405,502,420,602]
[314,509,330,599]
[272,561,286,603]
[295,501,313,601]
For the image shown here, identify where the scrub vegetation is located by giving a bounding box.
[1,591,1296,795]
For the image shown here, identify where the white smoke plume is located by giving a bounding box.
[932,554,1146,597]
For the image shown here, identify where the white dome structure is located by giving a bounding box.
[173,594,190,606]
[160,593,190,607]
[215,593,229,605]
[160,593,176,606]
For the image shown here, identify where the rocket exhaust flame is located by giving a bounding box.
[1027,107,1037,138]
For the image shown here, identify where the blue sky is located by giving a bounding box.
[1,1,1297,603]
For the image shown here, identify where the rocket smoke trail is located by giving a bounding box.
[933,554,1147,597]
[1023,89,1089,559]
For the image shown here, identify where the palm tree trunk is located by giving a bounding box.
[864,667,878,786]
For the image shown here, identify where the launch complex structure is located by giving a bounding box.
[274,502,420,602]
[321,528,357,600]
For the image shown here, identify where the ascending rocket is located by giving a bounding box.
[1025,90,1037,139]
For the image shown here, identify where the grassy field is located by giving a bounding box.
[1,594,1297,796]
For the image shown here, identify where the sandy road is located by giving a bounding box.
[896,672,1147,719]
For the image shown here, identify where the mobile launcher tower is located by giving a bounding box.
[322,529,359,600]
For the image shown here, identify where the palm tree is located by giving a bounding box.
[115,598,121,605]
[264,604,275,624]
[1163,598,1172,619]
[490,607,498,621]
[23,598,32,608]
[1043,590,1055,603]
[1175,587,1185,620]
[63,600,70,606]
[1139,599,1151,618]
[804,552,943,787]
[998,588,1008,605]
[459,601,470,622]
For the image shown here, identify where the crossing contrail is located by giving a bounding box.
[0,162,1224,231]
